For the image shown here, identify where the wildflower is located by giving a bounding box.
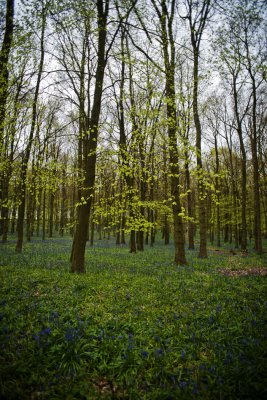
[154,334,160,342]
[41,327,51,335]
[209,315,215,324]
[179,381,187,389]
[141,350,149,358]
[155,348,164,357]
[65,327,78,342]
[192,383,199,394]
[34,334,40,343]
[208,365,216,374]
[216,305,222,314]
[181,350,185,360]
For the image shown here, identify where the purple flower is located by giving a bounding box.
[141,350,149,358]
[65,327,78,342]
[154,335,160,342]
[179,381,187,389]
[155,348,164,357]
[40,327,51,335]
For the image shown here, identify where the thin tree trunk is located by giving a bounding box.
[0,0,14,199]
[233,75,247,250]
[154,0,186,264]
[71,0,109,272]
[42,188,46,241]
[16,5,46,252]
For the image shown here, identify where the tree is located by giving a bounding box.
[184,0,212,258]
[16,0,48,252]
[150,0,187,264]
[70,0,111,272]
[0,0,14,234]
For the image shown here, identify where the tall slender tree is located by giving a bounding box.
[150,0,187,264]
[16,0,48,252]
[184,0,212,258]
[0,0,14,233]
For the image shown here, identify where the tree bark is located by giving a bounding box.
[0,0,14,158]
[71,0,109,272]
[16,4,46,252]
[187,0,211,258]
[158,0,186,264]
[0,0,15,237]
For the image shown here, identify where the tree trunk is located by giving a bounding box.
[233,74,247,250]
[71,0,109,272]
[49,190,55,237]
[157,0,186,264]
[0,0,14,175]
[42,188,46,241]
[185,149,194,249]
[15,5,46,252]
[192,48,207,258]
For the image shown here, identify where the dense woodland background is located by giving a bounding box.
[0,0,266,272]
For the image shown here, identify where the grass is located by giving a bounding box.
[0,235,267,399]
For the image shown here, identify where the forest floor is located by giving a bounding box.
[0,235,267,399]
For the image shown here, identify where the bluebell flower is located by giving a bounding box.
[179,381,187,389]
[192,383,199,394]
[155,348,164,357]
[216,305,222,314]
[40,327,51,335]
[209,365,216,373]
[209,315,215,324]
[141,350,149,358]
[34,334,40,343]
[65,327,78,342]
[181,350,185,360]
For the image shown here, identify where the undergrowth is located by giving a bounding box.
[0,236,266,399]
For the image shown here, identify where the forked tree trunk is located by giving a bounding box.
[158,0,186,264]
[71,0,109,272]
[187,0,211,258]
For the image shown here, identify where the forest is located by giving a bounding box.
[0,0,267,399]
